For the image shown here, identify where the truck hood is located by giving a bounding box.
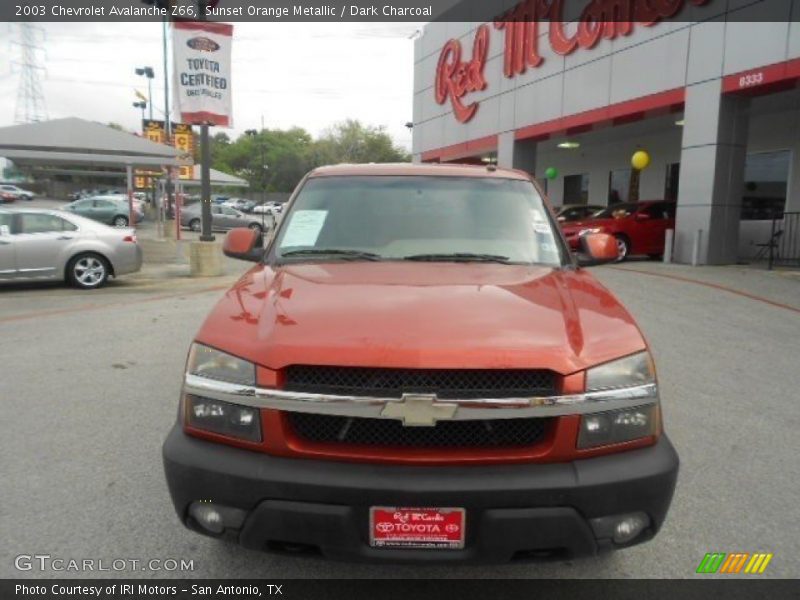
[196,262,646,375]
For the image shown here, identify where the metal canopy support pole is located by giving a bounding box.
[197,0,214,243]
[162,17,173,218]
[199,122,214,241]
[126,164,134,229]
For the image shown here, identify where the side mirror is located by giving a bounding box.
[223,227,263,262]
[577,232,618,266]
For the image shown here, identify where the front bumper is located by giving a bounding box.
[162,424,679,563]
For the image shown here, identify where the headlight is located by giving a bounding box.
[578,405,658,448]
[185,395,262,442]
[186,343,255,386]
[580,352,659,448]
[586,351,655,391]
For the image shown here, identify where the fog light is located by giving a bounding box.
[613,514,648,543]
[189,503,224,534]
[589,512,650,545]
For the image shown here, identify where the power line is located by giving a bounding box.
[13,23,48,123]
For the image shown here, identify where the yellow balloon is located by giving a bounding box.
[631,150,651,170]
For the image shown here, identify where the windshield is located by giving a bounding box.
[272,175,563,266]
[593,203,638,219]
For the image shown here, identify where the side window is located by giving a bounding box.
[20,213,72,234]
[222,207,238,216]
[94,200,113,208]
[212,206,222,215]
[641,203,667,219]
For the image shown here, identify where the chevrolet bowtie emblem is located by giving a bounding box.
[380,393,458,427]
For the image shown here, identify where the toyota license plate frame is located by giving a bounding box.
[369,506,466,550]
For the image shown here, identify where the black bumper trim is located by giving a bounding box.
[162,424,678,563]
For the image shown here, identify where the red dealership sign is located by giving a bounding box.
[434,0,712,122]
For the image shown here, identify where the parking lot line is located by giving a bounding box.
[609,266,800,314]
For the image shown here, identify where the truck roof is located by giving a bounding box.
[307,162,532,180]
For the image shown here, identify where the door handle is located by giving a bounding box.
[57,236,75,241]
[0,240,10,245]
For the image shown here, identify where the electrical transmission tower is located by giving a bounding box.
[13,23,48,123]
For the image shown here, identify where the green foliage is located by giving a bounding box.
[208,120,409,193]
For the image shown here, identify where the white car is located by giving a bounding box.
[0,207,143,289]
[0,184,35,201]
[252,202,283,215]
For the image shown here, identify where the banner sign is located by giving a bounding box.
[172,21,234,127]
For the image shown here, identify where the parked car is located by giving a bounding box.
[555,204,604,223]
[252,202,283,215]
[96,193,146,214]
[63,196,144,227]
[0,191,17,203]
[222,198,256,213]
[561,200,676,261]
[162,163,678,563]
[0,208,142,289]
[0,184,35,201]
[179,203,265,233]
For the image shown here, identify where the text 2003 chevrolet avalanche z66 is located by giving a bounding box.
[162,163,678,564]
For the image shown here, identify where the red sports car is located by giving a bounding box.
[561,200,676,261]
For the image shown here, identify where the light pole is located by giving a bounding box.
[244,129,267,200]
[135,66,155,120]
[133,101,147,121]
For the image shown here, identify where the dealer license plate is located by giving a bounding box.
[370,507,465,549]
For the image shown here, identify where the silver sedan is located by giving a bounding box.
[180,204,267,233]
[0,208,143,289]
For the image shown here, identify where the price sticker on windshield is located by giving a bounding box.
[280,210,328,248]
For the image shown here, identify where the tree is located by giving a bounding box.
[314,120,410,165]
[205,120,410,193]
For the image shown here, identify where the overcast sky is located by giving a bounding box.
[0,21,420,149]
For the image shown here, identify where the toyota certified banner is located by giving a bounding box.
[172,21,233,127]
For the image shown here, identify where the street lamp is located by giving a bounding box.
[135,66,155,121]
[244,129,268,200]
[133,101,147,120]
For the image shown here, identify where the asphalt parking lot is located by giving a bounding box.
[1,245,799,578]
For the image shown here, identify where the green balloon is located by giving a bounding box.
[545,167,558,180]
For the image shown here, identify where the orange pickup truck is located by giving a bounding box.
[162,163,678,563]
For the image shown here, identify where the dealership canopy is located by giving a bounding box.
[181,165,249,188]
[0,117,187,168]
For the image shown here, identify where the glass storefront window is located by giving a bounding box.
[608,169,635,205]
[665,163,680,202]
[563,173,589,204]
[741,151,790,220]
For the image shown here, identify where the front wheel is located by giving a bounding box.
[68,254,109,289]
[112,215,128,227]
[248,222,263,234]
[614,235,630,262]
[189,219,201,232]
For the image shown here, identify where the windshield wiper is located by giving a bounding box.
[280,248,383,261]
[401,252,514,264]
